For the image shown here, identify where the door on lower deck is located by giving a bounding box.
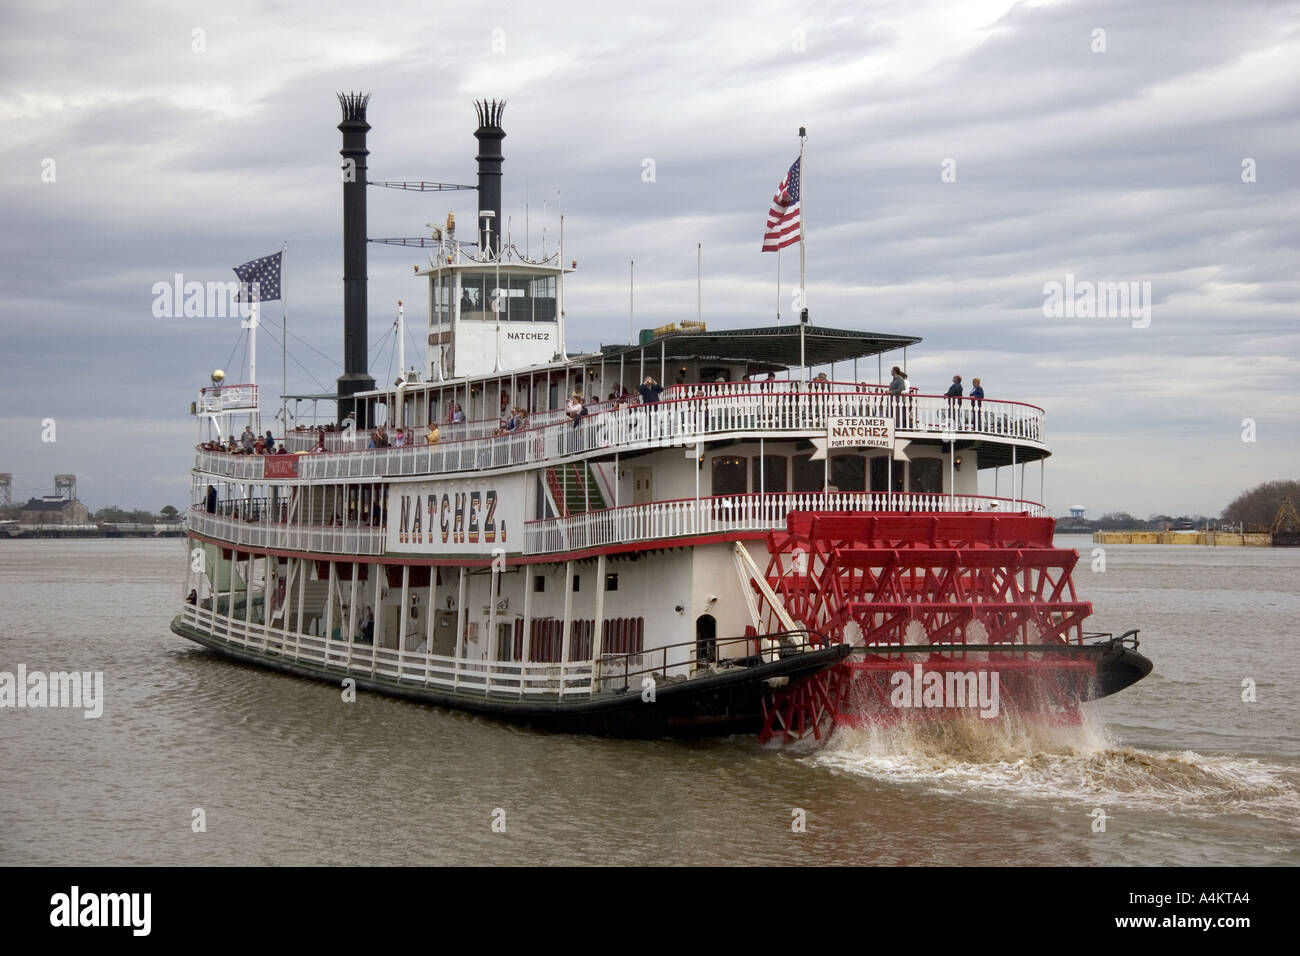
[695,614,717,668]
[633,467,653,505]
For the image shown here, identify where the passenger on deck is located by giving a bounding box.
[638,376,662,407]
[264,430,276,454]
[393,428,407,447]
[240,426,256,452]
[426,423,441,445]
[969,378,984,428]
[945,375,963,420]
[567,392,588,428]
[453,404,466,424]
[186,589,198,605]
[889,367,907,426]
[310,430,327,453]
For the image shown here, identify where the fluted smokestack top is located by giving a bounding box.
[474,99,506,257]
[474,98,506,130]
[338,91,371,124]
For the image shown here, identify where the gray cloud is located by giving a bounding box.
[1,0,1296,516]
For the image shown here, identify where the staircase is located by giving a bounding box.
[545,463,608,516]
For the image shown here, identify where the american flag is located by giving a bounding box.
[761,158,801,252]
[233,251,282,302]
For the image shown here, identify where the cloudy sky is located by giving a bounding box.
[2,0,1296,518]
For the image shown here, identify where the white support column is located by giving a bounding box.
[280,556,293,651]
[244,551,254,640]
[262,553,273,652]
[487,563,499,689]
[1011,444,1018,507]
[453,567,467,690]
[371,562,384,674]
[183,536,194,608]
[348,563,360,653]
[399,564,411,658]
[521,568,533,696]
[560,560,574,696]
[295,556,307,650]
[325,560,337,649]
[591,553,606,692]
[425,566,437,673]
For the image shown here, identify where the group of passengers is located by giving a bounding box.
[202,426,287,455]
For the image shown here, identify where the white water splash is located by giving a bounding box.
[811,710,1300,830]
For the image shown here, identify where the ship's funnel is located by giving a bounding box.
[474,99,506,258]
[337,91,376,423]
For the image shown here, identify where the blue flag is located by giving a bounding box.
[233,251,282,302]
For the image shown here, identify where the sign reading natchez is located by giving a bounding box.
[386,475,527,555]
[827,416,894,451]
[264,455,300,479]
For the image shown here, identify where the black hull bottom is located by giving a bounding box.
[171,617,851,738]
[1089,643,1154,700]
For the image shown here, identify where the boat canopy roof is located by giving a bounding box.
[598,324,921,371]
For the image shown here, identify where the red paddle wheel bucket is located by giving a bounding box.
[755,512,1098,745]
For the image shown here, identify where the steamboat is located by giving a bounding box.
[173,95,1151,743]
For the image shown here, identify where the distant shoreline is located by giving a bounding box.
[0,524,184,539]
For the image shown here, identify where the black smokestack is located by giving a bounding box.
[337,91,375,423]
[474,99,506,257]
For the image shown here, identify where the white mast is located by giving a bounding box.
[557,212,567,361]
[397,299,405,379]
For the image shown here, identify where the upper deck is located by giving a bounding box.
[195,379,1046,486]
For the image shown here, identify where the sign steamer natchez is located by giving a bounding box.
[387,475,527,554]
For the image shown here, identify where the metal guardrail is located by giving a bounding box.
[198,387,1046,484]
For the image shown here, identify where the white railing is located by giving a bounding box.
[187,508,385,555]
[198,383,257,412]
[179,604,600,697]
[523,491,1046,554]
[196,449,266,480]
[200,387,1046,484]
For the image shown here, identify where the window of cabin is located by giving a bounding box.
[870,456,904,492]
[830,455,866,493]
[711,456,748,496]
[752,455,787,494]
[792,453,822,493]
[909,458,943,495]
[533,575,545,593]
[460,274,487,318]
[529,275,557,323]
[433,275,452,326]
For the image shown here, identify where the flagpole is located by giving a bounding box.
[280,241,288,437]
[249,296,257,431]
[798,126,807,381]
[777,248,782,323]
[798,127,807,320]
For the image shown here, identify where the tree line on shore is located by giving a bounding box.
[0,504,181,523]
[1060,478,1299,532]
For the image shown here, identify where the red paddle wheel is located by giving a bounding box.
[755,512,1100,744]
